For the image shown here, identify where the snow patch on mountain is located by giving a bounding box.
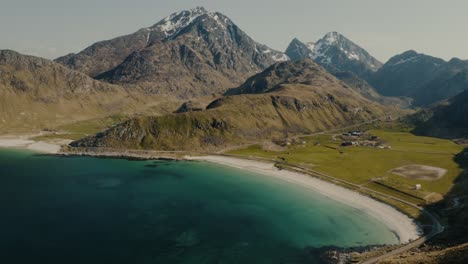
[151,7,207,38]
[391,56,422,66]
[149,6,230,39]
[147,7,289,63]
[323,32,339,44]
[311,32,361,62]
[285,32,383,78]
[260,46,289,62]
[271,53,290,62]
[306,42,315,51]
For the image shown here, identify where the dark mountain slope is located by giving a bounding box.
[333,71,412,108]
[285,38,314,61]
[410,89,468,138]
[370,50,468,106]
[411,58,468,106]
[369,50,445,98]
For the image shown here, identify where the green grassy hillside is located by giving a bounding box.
[71,60,394,151]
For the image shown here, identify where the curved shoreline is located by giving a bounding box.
[186,155,422,244]
[0,137,422,244]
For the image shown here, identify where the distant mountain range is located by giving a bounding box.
[52,7,468,107]
[369,50,468,106]
[283,32,412,107]
[410,89,468,138]
[285,32,382,80]
[71,59,390,150]
[56,7,288,98]
[285,34,468,107]
[2,6,468,137]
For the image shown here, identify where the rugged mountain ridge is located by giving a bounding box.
[70,59,390,151]
[369,50,445,98]
[413,58,468,106]
[57,7,289,98]
[225,59,409,108]
[284,38,314,61]
[332,71,412,108]
[409,89,468,138]
[225,59,339,95]
[0,50,160,133]
[370,50,468,106]
[285,32,382,80]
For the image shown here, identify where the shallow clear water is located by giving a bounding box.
[0,149,398,263]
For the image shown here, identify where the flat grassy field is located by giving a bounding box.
[229,129,465,205]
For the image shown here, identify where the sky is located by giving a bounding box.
[1,0,467,62]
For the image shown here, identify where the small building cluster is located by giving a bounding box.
[273,138,307,147]
[342,131,364,137]
[338,131,391,149]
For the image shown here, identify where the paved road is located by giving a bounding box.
[359,209,443,264]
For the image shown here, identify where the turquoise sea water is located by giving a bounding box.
[0,149,398,263]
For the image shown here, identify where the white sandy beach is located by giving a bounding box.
[0,137,423,243]
[0,135,69,154]
[186,155,422,244]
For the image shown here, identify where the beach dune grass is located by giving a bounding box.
[30,115,130,142]
[229,130,464,205]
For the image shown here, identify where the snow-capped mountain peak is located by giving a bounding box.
[323,31,339,44]
[312,32,361,62]
[285,32,383,80]
[146,7,288,63]
[150,7,214,38]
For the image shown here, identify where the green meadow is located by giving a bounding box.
[229,129,465,211]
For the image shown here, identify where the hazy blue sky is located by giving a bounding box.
[1,0,466,62]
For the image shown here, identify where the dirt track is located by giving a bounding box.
[391,164,447,180]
